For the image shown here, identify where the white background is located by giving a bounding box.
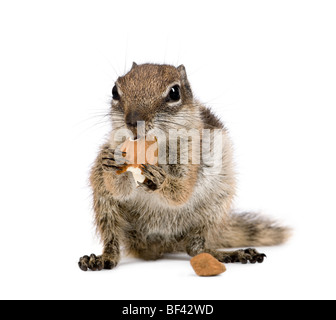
[0,0,335,300]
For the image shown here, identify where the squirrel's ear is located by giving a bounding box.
[177,64,193,98]
[132,62,138,69]
[177,64,187,77]
[178,64,189,84]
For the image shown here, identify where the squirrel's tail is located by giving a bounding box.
[210,211,292,248]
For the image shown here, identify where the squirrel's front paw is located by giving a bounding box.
[101,147,127,172]
[78,254,118,271]
[138,164,166,191]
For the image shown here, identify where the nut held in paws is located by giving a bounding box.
[118,136,158,185]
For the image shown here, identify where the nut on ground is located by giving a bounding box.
[190,253,226,277]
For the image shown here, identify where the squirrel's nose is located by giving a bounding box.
[127,121,137,128]
[125,111,142,128]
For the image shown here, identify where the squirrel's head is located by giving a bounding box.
[111,63,196,138]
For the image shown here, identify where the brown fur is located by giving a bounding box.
[78,63,290,271]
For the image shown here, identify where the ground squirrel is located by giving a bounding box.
[78,63,290,271]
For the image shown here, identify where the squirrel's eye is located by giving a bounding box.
[168,85,181,101]
[112,85,120,101]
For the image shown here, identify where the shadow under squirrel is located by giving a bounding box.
[78,63,290,271]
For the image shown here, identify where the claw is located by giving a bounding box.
[257,254,267,263]
[78,254,117,271]
[250,255,258,264]
[78,261,88,272]
[78,255,90,271]
[139,164,166,188]
[216,248,267,265]
[140,164,154,178]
